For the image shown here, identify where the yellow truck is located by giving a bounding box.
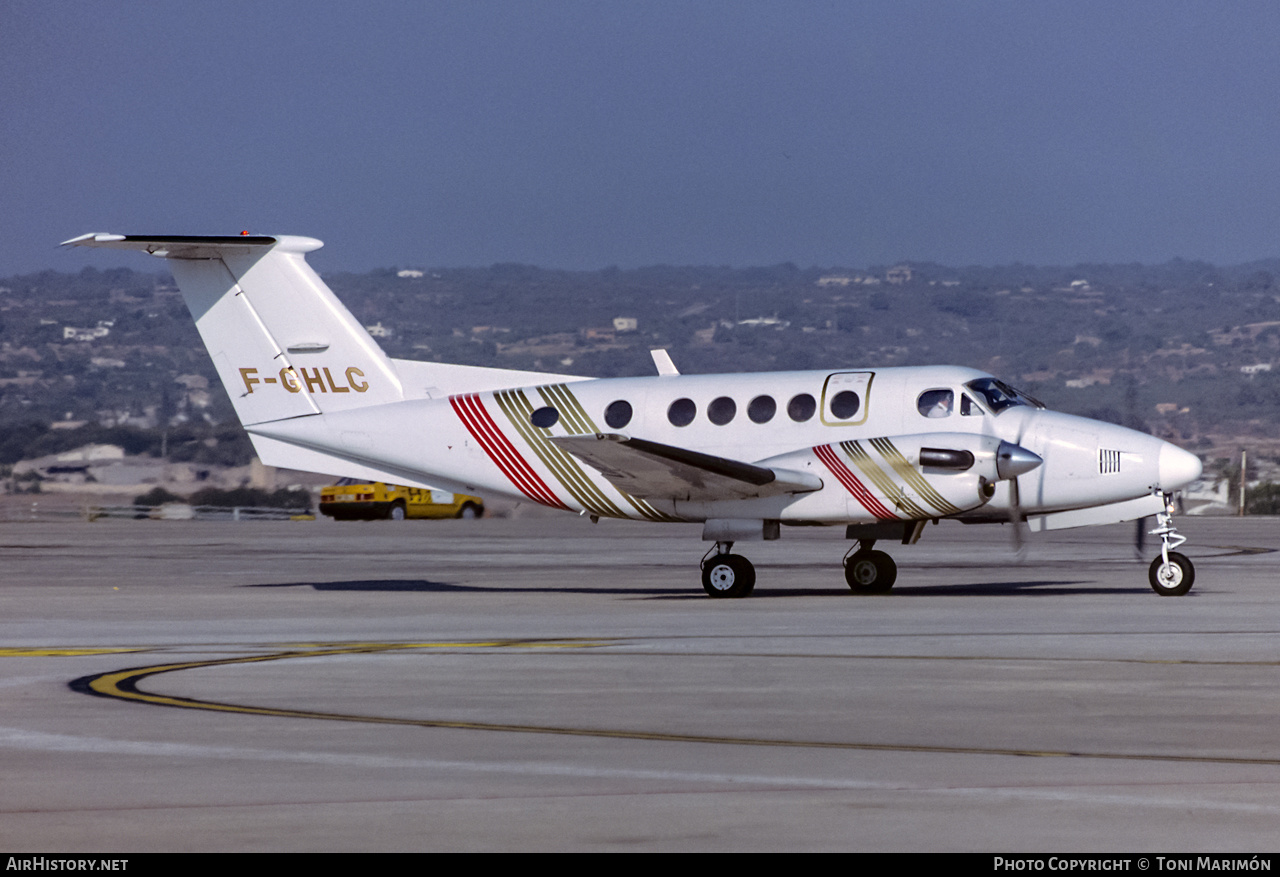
[319,480,484,521]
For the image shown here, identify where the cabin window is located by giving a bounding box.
[530,406,560,428]
[748,395,776,423]
[917,389,953,418]
[787,393,816,422]
[707,396,736,425]
[668,397,697,427]
[604,399,632,429]
[829,390,861,420]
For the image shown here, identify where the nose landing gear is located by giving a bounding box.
[1148,494,1194,596]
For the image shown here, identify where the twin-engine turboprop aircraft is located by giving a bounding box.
[64,233,1205,597]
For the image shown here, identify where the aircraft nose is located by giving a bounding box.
[1158,442,1202,491]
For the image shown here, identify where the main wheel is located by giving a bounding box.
[701,554,756,598]
[387,502,407,521]
[1149,551,1194,596]
[844,549,897,593]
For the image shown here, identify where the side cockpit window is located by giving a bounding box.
[917,389,953,418]
[960,393,984,416]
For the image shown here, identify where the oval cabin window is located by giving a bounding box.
[788,393,816,422]
[667,398,697,427]
[707,396,736,425]
[530,406,560,428]
[748,395,776,423]
[604,399,632,429]
[829,390,860,420]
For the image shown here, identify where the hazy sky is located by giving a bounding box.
[9,1,1280,274]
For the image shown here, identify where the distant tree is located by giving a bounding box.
[1247,482,1280,515]
[133,486,186,506]
[187,485,311,511]
[1243,270,1274,291]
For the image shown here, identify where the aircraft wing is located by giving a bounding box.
[551,433,822,502]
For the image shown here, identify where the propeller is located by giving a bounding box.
[996,439,1042,558]
[1008,476,1025,556]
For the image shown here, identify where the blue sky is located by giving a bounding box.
[9,1,1280,274]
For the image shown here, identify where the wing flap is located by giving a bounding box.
[551,433,821,501]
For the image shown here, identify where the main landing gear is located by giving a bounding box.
[843,539,897,594]
[701,542,756,598]
[700,539,899,598]
[1148,494,1194,596]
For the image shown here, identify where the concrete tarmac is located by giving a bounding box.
[1,514,1278,852]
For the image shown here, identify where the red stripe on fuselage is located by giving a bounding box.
[450,393,549,504]
[450,393,568,509]
[452,394,532,492]
[463,395,567,509]
[449,395,534,497]
[813,444,899,520]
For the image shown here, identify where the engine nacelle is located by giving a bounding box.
[903,432,1042,483]
[762,432,1043,524]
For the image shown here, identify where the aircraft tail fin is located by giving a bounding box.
[62,234,403,426]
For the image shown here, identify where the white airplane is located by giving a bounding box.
[64,232,1204,597]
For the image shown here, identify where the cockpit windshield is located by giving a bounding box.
[963,378,1044,414]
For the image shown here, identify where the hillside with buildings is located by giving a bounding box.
[5,257,1280,511]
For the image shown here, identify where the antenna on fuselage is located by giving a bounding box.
[650,349,680,376]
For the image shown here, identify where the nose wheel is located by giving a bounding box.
[1148,495,1194,596]
[1149,551,1194,596]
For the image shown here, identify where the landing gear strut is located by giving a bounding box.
[843,539,897,594]
[1148,494,1194,596]
[701,542,756,598]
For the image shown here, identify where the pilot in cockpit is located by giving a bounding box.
[918,389,954,418]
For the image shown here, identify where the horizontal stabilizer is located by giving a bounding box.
[61,233,279,257]
[552,433,822,502]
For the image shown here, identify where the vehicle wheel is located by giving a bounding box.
[701,554,756,598]
[387,502,406,521]
[457,503,481,519]
[844,549,897,593]
[1149,551,1194,596]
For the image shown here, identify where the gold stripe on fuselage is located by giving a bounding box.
[536,384,682,523]
[494,388,628,519]
[840,440,931,519]
[493,386,681,522]
[867,437,963,516]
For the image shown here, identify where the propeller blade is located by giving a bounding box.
[1009,475,1025,558]
[1002,422,1036,559]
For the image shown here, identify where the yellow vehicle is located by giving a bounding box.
[319,480,484,521]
